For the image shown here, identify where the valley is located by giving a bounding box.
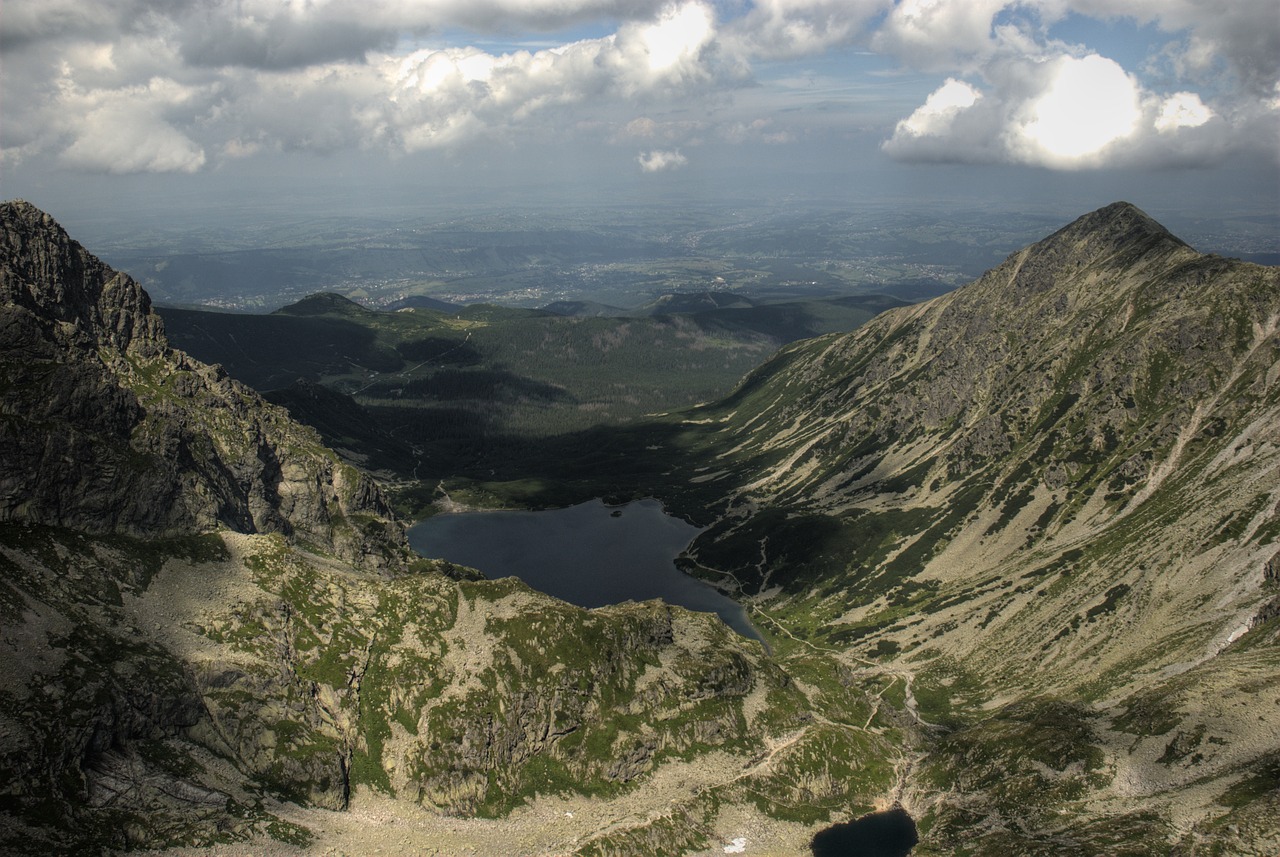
[99,204,1045,312]
[1,199,1277,856]
[158,286,904,508]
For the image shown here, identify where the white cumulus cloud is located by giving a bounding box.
[883,51,1251,170]
[724,0,887,61]
[1154,91,1213,132]
[872,0,1013,73]
[893,78,982,138]
[0,0,1274,175]
[879,0,1278,170]
[637,149,688,171]
[1005,54,1142,167]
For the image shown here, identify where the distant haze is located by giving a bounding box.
[1,1,1276,258]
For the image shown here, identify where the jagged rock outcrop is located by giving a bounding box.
[0,201,804,856]
[0,200,403,566]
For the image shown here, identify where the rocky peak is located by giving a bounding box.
[1047,200,1184,250]
[992,200,1193,297]
[685,200,1278,597]
[0,201,405,565]
[0,200,165,356]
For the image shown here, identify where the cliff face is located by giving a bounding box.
[0,201,165,355]
[0,200,402,566]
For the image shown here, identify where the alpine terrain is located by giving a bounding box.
[0,201,800,856]
[0,198,1276,856]
[662,201,1280,855]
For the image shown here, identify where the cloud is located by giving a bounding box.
[877,1,1278,170]
[624,117,661,139]
[1154,91,1212,132]
[0,0,1274,175]
[1079,0,1280,98]
[725,0,888,61]
[0,0,194,51]
[177,9,392,70]
[366,3,721,153]
[721,118,794,145]
[893,78,982,138]
[60,105,207,174]
[0,1,679,65]
[871,0,1014,73]
[57,77,210,174]
[1005,54,1143,167]
[637,149,688,171]
[883,52,1250,170]
[1,0,731,171]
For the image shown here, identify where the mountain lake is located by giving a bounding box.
[810,807,919,857]
[407,498,761,642]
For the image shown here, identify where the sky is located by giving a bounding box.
[1,0,1278,236]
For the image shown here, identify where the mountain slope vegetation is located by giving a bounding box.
[652,202,1280,854]
[1,199,1276,855]
[0,201,828,855]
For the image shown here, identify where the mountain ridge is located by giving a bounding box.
[0,200,809,856]
[0,199,403,563]
[654,200,1280,853]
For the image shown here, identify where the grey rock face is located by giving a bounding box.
[0,200,165,356]
[0,200,404,566]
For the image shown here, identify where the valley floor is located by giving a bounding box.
[136,765,818,857]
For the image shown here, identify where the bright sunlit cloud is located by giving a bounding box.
[637,2,713,73]
[1009,55,1142,166]
[1154,91,1214,132]
[0,0,1275,180]
[894,78,982,138]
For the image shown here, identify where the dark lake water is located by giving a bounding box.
[407,498,761,641]
[810,808,919,857]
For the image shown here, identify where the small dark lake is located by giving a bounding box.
[810,808,918,857]
[407,499,761,641]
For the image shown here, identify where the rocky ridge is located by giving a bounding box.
[670,201,1280,853]
[0,200,400,565]
[0,202,824,856]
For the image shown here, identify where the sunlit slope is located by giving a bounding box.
[672,202,1280,853]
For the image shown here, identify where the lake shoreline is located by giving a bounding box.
[408,498,764,643]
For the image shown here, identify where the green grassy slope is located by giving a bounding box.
[623,202,1280,854]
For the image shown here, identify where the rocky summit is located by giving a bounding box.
[0,199,1277,857]
[670,201,1280,854]
[0,200,401,565]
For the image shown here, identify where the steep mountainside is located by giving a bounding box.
[0,201,401,566]
[668,202,1280,853]
[0,202,823,856]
